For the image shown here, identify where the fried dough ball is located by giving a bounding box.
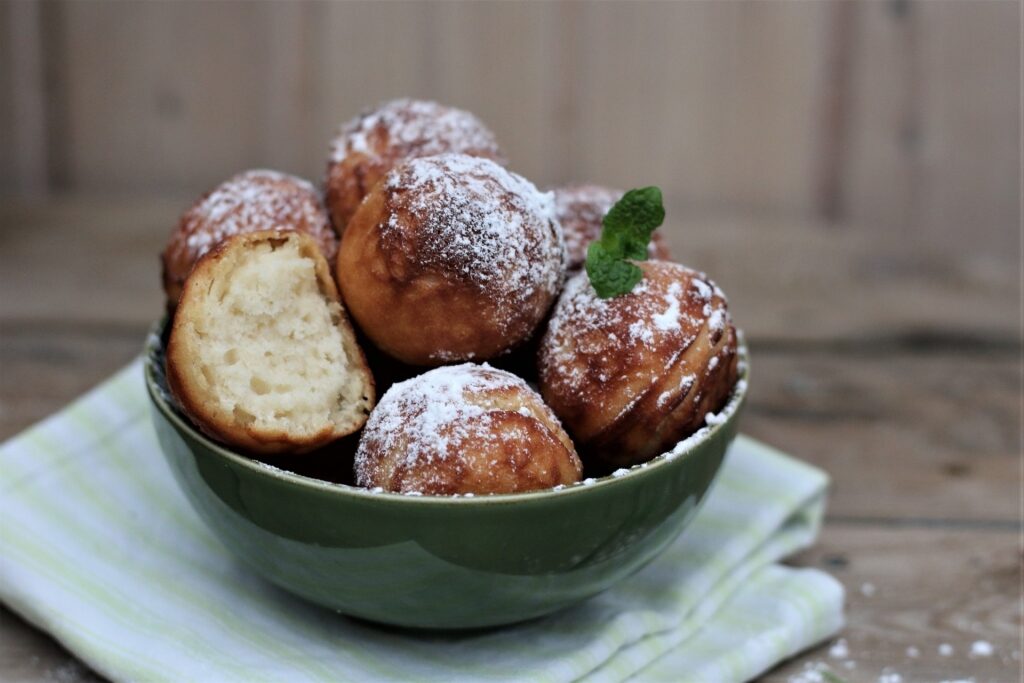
[337,153,565,366]
[553,185,672,271]
[356,363,582,495]
[166,231,374,454]
[162,170,337,306]
[538,262,739,469]
[325,99,505,234]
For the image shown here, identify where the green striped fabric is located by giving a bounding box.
[0,361,843,682]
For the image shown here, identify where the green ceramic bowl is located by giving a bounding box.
[144,322,747,629]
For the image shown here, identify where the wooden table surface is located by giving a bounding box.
[1,198,1019,682]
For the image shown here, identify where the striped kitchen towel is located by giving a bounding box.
[0,360,843,682]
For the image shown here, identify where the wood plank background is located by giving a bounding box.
[0,0,1020,259]
[0,3,1021,679]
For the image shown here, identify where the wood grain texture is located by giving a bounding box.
[748,350,1020,525]
[843,0,1021,256]
[58,1,274,192]
[0,606,102,683]
[0,1,13,188]
[2,1,1017,258]
[0,0,49,197]
[763,526,1022,682]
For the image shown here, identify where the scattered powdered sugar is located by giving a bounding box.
[611,468,631,478]
[541,265,732,403]
[691,277,712,301]
[355,363,563,494]
[658,375,697,410]
[968,640,993,657]
[628,319,655,345]
[860,582,876,597]
[651,282,684,332]
[664,429,711,462]
[251,459,288,475]
[656,363,746,462]
[905,646,920,658]
[787,661,829,683]
[938,643,954,656]
[176,169,334,264]
[330,99,501,162]
[707,308,726,334]
[877,670,902,683]
[360,362,519,464]
[704,410,727,426]
[828,638,849,659]
[381,154,564,333]
[47,661,91,683]
[581,477,597,486]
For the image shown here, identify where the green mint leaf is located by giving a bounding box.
[585,242,643,299]
[584,186,665,298]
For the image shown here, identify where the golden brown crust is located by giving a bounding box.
[325,99,505,234]
[538,261,738,469]
[162,170,338,307]
[553,184,672,271]
[337,154,565,366]
[355,364,582,495]
[166,231,374,455]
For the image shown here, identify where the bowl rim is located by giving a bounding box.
[144,321,748,506]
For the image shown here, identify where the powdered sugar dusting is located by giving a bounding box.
[355,363,570,494]
[175,169,335,264]
[707,308,726,334]
[828,638,849,659]
[652,281,684,332]
[658,374,695,409]
[691,278,712,301]
[381,154,565,348]
[541,264,732,403]
[330,99,501,163]
[360,363,515,470]
[704,410,727,426]
[786,661,829,683]
[659,359,745,462]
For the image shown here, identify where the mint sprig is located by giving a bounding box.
[584,186,665,298]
